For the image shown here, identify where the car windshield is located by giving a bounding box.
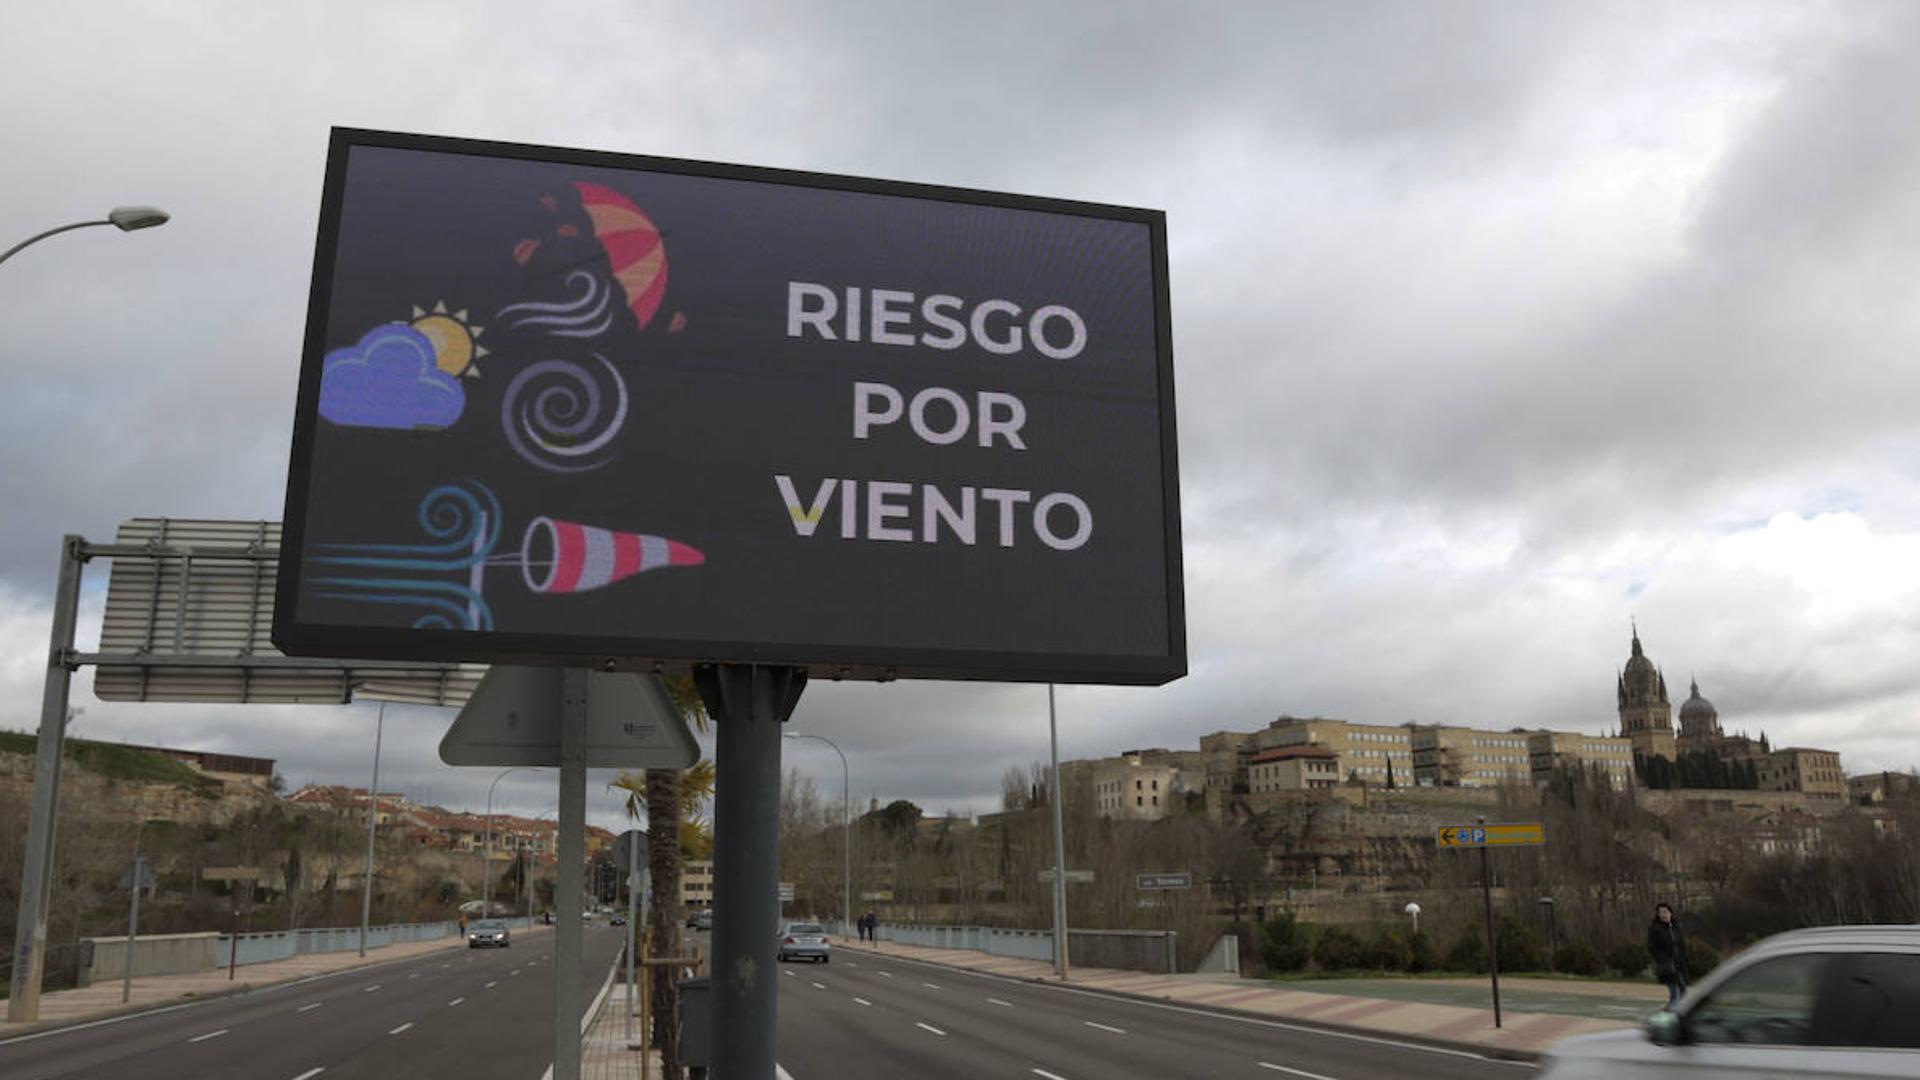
[472,921,505,932]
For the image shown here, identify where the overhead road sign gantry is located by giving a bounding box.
[1436,823,1545,849]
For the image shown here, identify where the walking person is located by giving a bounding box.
[1647,902,1690,1008]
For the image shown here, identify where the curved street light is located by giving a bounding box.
[0,207,169,266]
[785,732,850,937]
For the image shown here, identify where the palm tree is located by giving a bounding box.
[607,674,709,1079]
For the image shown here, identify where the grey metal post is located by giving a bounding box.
[121,847,146,1004]
[553,668,589,1080]
[6,535,84,1022]
[787,734,850,938]
[484,768,533,918]
[359,701,386,958]
[1048,683,1070,980]
[699,663,806,1080]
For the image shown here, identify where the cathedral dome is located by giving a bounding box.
[1680,679,1717,722]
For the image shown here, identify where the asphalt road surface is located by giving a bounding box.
[0,924,625,1080]
[771,944,1542,1080]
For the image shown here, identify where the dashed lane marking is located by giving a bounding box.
[1033,1071,1070,1080]
[811,982,827,989]
[486,981,498,989]
[921,982,941,990]
[291,1069,325,1080]
[449,997,466,1007]
[987,998,1013,1008]
[1259,1065,1339,1080]
[363,985,381,993]
[915,1022,946,1037]
[187,1029,228,1043]
[1084,1021,1126,1035]
[853,997,872,1006]
[389,1022,414,1035]
[296,1003,322,1013]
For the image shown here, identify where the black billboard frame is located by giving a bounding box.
[273,126,1184,686]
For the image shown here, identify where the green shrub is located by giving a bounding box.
[1367,927,1414,972]
[1495,914,1546,972]
[1553,941,1602,976]
[1407,929,1436,973]
[1260,914,1310,972]
[1606,941,1650,978]
[1312,926,1366,971]
[1445,929,1488,973]
[1686,937,1720,978]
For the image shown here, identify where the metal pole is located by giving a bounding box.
[122,834,145,1005]
[699,663,806,1080]
[553,668,588,1080]
[483,768,532,918]
[1048,683,1070,980]
[1481,843,1501,1028]
[359,701,386,958]
[625,828,639,1046]
[788,734,851,939]
[230,891,241,981]
[6,535,84,1022]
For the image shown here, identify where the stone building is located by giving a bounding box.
[1618,628,1677,762]
[1527,730,1635,788]
[1410,725,1531,787]
[1247,745,1342,792]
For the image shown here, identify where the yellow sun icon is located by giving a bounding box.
[409,301,487,378]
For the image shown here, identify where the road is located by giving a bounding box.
[771,943,1542,1080]
[0,923,625,1080]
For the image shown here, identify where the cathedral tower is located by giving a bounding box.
[1617,627,1677,762]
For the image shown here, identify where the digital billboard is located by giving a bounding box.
[275,128,1183,684]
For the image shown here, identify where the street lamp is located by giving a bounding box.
[483,768,541,917]
[1538,896,1558,967]
[785,732,850,938]
[1404,901,1422,936]
[525,809,556,915]
[1,207,169,266]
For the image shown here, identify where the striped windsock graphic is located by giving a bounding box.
[520,516,704,595]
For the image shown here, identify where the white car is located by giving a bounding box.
[1539,925,1920,1079]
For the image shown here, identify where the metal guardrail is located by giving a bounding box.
[215,917,535,968]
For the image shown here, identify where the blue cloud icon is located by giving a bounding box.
[319,324,466,431]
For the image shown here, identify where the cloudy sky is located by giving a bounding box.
[5,2,1920,832]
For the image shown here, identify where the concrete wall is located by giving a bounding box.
[81,931,222,983]
[865,923,1181,974]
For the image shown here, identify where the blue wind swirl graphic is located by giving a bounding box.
[307,481,500,631]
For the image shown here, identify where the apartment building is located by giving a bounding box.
[1527,730,1636,789]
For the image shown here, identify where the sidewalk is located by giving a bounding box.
[846,934,1637,1058]
[0,924,554,1040]
[580,975,664,1080]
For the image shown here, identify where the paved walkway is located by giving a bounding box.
[0,925,555,1039]
[580,976,663,1080]
[1262,974,1665,1022]
[850,935,1638,1057]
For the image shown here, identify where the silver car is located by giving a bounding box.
[777,921,830,963]
[1540,925,1920,1079]
[466,919,511,949]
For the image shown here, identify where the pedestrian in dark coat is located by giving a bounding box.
[1647,902,1689,1008]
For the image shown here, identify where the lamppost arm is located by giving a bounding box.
[786,733,851,933]
[1,208,169,267]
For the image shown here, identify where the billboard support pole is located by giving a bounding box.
[553,668,589,1080]
[1048,683,1071,981]
[6,535,85,1022]
[698,663,806,1080]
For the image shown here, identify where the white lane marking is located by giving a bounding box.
[846,961,859,967]
[851,949,1533,1067]
[363,984,382,992]
[408,973,420,979]
[187,1029,229,1043]
[853,997,872,1006]
[448,997,466,1007]
[915,1022,947,1037]
[1259,1065,1339,1080]
[511,969,521,976]
[1033,1071,1070,1080]
[811,981,828,989]
[921,982,941,990]
[783,969,796,977]
[389,1022,414,1035]
[777,1068,796,1080]
[1084,1021,1126,1035]
[292,1069,326,1080]
[876,971,893,978]
[987,998,1014,1008]
[442,963,452,969]
[485,980,498,989]
[296,1002,323,1013]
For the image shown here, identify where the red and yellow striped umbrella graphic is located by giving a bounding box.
[520,516,704,595]
[575,182,668,330]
